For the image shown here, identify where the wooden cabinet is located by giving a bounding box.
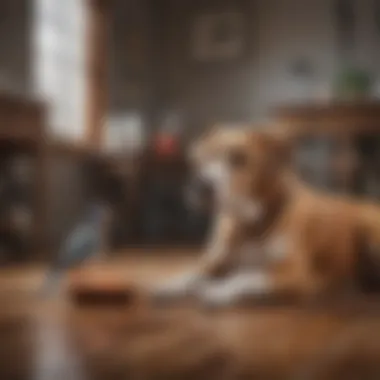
[275,102,380,199]
[0,93,48,263]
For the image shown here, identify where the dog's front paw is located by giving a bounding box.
[149,284,190,305]
[148,273,200,306]
[197,284,236,310]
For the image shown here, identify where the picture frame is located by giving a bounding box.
[190,11,245,62]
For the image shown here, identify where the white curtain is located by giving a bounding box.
[33,0,87,141]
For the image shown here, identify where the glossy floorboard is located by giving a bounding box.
[1,253,380,380]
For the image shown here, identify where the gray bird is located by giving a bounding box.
[41,203,107,296]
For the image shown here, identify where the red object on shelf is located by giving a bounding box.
[154,134,179,157]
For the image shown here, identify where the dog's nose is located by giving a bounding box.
[185,176,214,210]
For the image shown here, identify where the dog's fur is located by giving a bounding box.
[151,127,380,307]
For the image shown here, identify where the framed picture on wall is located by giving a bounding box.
[191,11,245,62]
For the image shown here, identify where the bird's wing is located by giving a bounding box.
[57,225,99,267]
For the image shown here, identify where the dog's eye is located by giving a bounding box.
[227,150,248,168]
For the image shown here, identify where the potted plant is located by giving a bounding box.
[334,66,373,101]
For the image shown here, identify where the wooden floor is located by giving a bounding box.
[2,253,380,380]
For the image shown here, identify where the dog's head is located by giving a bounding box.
[188,127,291,221]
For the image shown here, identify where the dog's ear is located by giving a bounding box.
[190,125,217,156]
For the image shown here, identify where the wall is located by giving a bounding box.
[156,0,257,132]
[252,0,336,118]
[110,0,380,135]
[253,0,380,117]
[0,0,31,94]
[152,0,338,132]
[109,0,153,116]
[1,0,378,135]
[354,0,380,79]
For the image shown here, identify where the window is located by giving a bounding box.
[33,0,87,141]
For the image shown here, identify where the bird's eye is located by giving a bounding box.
[227,150,248,168]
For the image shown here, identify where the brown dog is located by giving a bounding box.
[150,127,380,307]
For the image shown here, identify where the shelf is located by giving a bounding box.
[274,101,380,198]
[0,92,48,262]
[275,101,380,137]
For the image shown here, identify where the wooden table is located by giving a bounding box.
[274,101,380,197]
